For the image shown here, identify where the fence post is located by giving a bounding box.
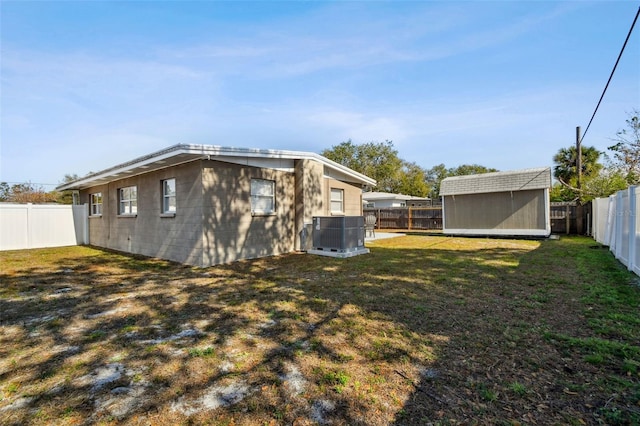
[86,203,90,245]
[26,203,33,249]
[408,207,412,231]
[614,191,623,260]
[628,186,637,272]
[606,195,616,248]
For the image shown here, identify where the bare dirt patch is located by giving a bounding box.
[0,237,638,425]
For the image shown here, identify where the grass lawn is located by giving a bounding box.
[1,235,639,425]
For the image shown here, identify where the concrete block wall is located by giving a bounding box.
[324,178,364,216]
[81,161,204,265]
[201,160,296,266]
[79,157,366,266]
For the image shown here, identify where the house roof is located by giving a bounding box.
[362,191,430,201]
[56,144,376,191]
[439,167,551,196]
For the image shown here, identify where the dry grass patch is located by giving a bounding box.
[1,236,639,425]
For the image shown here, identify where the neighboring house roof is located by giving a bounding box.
[362,192,430,202]
[57,144,376,191]
[439,167,551,196]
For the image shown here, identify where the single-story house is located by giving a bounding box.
[362,191,431,208]
[440,167,552,237]
[57,144,376,267]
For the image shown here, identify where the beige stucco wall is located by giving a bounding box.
[79,161,204,266]
[443,189,546,231]
[79,157,366,266]
[294,159,323,250]
[84,183,109,248]
[201,160,296,266]
[323,178,363,216]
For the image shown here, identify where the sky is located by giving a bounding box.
[1,0,639,190]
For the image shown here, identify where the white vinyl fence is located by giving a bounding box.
[593,186,639,277]
[0,203,88,251]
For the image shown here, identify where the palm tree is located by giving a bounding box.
[553,145,602,185]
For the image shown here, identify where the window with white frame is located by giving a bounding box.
[330,188,344,213]
[90,192,102,216]
[118,186,137,215]
[250,178,275,214]
[162,178,176,214]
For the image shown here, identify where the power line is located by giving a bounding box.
[580,5,640,144]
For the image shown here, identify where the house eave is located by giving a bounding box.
[57,143,376,191]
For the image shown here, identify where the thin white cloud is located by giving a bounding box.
[144,2,578,79]
[1,1,635,186]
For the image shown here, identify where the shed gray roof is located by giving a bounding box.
[439,167,551,196]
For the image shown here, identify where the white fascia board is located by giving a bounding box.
[323,164,376,186]
[56,147,194,191]
[191,144,374,185]
[314,155,376,186]
[57,143,376,191]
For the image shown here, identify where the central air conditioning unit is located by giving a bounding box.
[308,216,369,258]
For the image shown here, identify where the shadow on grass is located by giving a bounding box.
[0,236,638,424]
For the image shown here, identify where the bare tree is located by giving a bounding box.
[608,109,640,184]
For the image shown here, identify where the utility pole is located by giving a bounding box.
[576,126,583,233]
[576,126,582,191]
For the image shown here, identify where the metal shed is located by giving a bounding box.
[440,167,552,237]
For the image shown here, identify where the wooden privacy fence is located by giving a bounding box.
[365,203,593,234]
[0,203,88,251]
[593,186,639,277]
[549,202,592,235]
[364,207,443,231]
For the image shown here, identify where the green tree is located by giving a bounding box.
[552,145,608,202]
[53,173,79,204]
[396,161,430,197]
[322,140,404,192]
[550,182,575,202]
[425,163,498,199]
[322,140,497,198]
[582,169,629,200]
[449,164,498,176]
[0,182,10,201]
[607,109,640,184]
[322,140,359,170]
[425,164,449,199]
[553,145,602,184]
[0,175,79,204]
[4,182,57,203]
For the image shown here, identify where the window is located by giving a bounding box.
[90,193,102,216]
[162,179,176,214]
[118,186,137,215]
[330,188,344,213]
[251,179,275,214]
